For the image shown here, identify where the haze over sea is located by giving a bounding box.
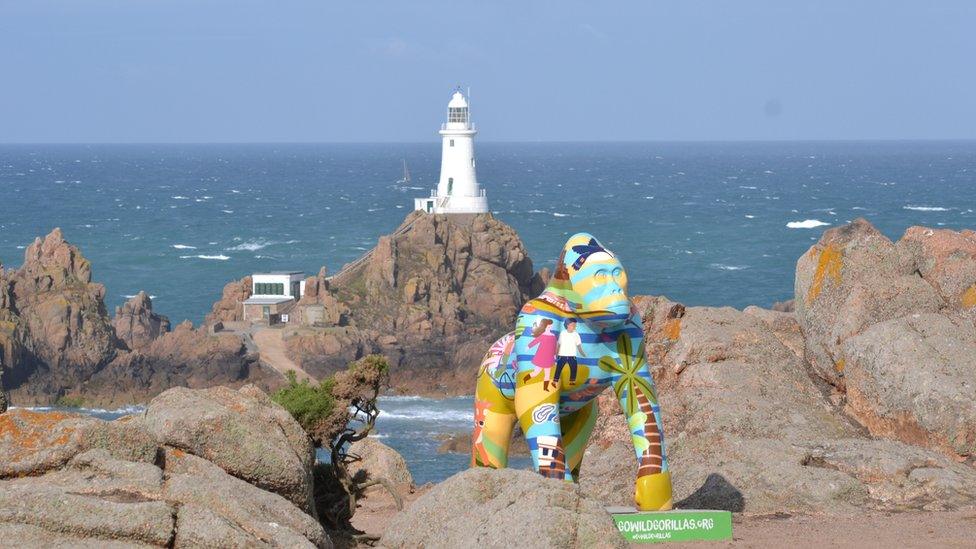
[2,141,974,324]
[5,140,976,483]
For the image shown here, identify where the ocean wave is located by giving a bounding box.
[552,212,569,217]
[378,409,470,422]
[744,215,755,219]
[23,404,145,415]
[710,263,748,271]
[903,205,950,212]
[171,196,189,200]
[123,294,157,299]
[171,244,197,250]
[787,219,830,229]
[227,239,271,251]
[180,254,230,261]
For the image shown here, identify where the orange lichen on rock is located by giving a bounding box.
[663,318,681,341]
[834,358,846,373]
[807,244,843,304]
[962,284,976,309]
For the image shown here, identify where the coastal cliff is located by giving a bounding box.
[0,229,277,407]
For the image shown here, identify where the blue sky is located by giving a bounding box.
[1,1,974,142]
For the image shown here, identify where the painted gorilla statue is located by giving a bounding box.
[472,232,673,511]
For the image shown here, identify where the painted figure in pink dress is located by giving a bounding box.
[523,318,557,391]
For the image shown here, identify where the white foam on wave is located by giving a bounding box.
[744,215,755,219]
[226,239,271,252]
[710,263,749,271]
[903,205,949,212]
[379,409,470,422]
[171,244,196,250]
[180,254,230,261]
[787,219,830,229]
[123,294,157,299]
[172,196,189,200]
[552,212,569,217]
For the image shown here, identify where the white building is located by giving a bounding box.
[242,271,305,323]
[414,89,489,214]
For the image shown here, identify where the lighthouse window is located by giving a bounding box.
[450,139,454,147]
[448,107,468,123]
[448,178,454,194]
[471,157,475,168]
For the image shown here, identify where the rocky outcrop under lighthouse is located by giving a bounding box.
[284,212,545,393]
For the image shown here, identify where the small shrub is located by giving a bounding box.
[271,371,336,436]
[55,395,85,408]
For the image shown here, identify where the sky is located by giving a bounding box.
[1,1,974,143]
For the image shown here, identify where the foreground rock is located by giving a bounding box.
[380,468,624,548]
[348,438,414,487]
[0,385,329,548]
[581,298,976,515]
[795,219,976,457]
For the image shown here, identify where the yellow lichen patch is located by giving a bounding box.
[807,244,843,304]
[961,284,976,309]
[834,358,846,373]
[663,318,681,341]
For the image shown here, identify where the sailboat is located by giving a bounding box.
[396,159,411,186]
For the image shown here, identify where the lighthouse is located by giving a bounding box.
[414,89,489,214]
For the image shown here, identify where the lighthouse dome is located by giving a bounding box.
[447,91,468,108]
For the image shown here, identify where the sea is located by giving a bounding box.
[3,141,975,482]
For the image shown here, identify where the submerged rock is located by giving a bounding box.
[380,468,624,548]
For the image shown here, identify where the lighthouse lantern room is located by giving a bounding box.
[414,89,489,214]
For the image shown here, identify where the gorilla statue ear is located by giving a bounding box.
[554,250,571,281]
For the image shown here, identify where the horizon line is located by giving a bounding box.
[2,137,976,146]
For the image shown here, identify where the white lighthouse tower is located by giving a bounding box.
[414,89,489,214]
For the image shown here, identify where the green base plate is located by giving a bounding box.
[608,508,733,543]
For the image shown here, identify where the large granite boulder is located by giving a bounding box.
[581,300,976,514]
[380,468,624,548]
[0,449,174,546]
[896,226,976,313]
[794,219,943,387]
[842,313,976,457]
[112,291,170,351]
[0,386,330,548]
[163,448,330,548]
[143,384,316,514]
[348,438,414,486]
[793,220,976,458]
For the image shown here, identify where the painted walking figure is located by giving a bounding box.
[553,319,585,385]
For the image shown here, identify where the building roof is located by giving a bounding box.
[252,271,304,276]
[242,296,295,305]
